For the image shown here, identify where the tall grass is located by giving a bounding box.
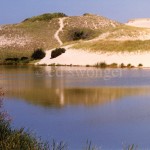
[73,40,150,52]
[0,89,49,150]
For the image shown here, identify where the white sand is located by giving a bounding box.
[36,46,150,67]
[126,18,150,28]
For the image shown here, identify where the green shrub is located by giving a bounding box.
[21,57,29,61]
[51,48,66,59]
[0,90,49,150]
[4,57,30,65]
[5,58,19,62]
[109,63,118,68]
[95,62,107,68]
[31,49,46,60]
[73,31,85,40]
[127,63,131,68]
[83,13,93,16]
[138,63,143,67]
[120,63,125,68]
[0,115,49,150]
[69,28,95,41]
[73,31,87,40]
[23,13,67,22]
[86,65,90,67]
[4,58,20,65]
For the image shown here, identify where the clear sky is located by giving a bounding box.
[1,0,150,24]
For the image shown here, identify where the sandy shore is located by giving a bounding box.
[36,47,150,67]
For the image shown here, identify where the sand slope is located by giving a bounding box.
[36,46,150,67]
[126,18,150,28]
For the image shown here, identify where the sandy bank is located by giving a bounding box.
[36,47,150,67]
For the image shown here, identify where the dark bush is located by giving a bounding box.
[99,62,107,68]
[109,63,118,68]
[5,58,19,62]
[138,63,143,67]
[31,49,46,60]
[4,57,30,65]
[73,31,85,40]
[127,63,131,68]
[21,57,29,61]
[95,62,107,68]
[83,13,93,16]
[4,58,20,65]
[120,63,125,68]
[51,48,66,59]
[69,28,95,41]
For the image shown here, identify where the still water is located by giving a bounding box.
[1,66,150,149]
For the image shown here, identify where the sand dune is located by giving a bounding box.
[126,18,150,28]
[36,46,150,67]
[36,18,150,67]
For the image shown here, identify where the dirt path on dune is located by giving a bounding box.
[54,18,66,46]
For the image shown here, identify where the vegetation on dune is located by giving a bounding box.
[0,49,33,64]
[95,62,107,68]
[94,62,142,68]
[138,63,143,67]
[70,28,96,41]
[23,13,67,22]
[31,48,46,60]
[4,57,30,65]
[73,40,150,52]
[59,14,121,43]
[0,19,60,61]
[106,25,146,39]
[0,48,45,65]
[0,13,122,60]
[60,28,100,43]
[51,48,66,59]
[120,63,125,68]
[2,12,150,61]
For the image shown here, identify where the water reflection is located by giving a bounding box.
[0,66,150,108]
[2,66,150,149]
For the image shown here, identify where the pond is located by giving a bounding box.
[1,66,150,149]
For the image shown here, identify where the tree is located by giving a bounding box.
[31,48,45,60]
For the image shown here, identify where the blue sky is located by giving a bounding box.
[1,0,150,24]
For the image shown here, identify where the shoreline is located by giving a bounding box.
[0,62,146,69]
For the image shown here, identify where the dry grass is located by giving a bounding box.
[0,19,60,60]
[73,39,150,52]
[105,25,150,40]
[59,15,121,43]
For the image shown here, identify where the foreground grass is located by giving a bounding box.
[73,40,150,52]
[0,92,49,150]
[0,106,68,150]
